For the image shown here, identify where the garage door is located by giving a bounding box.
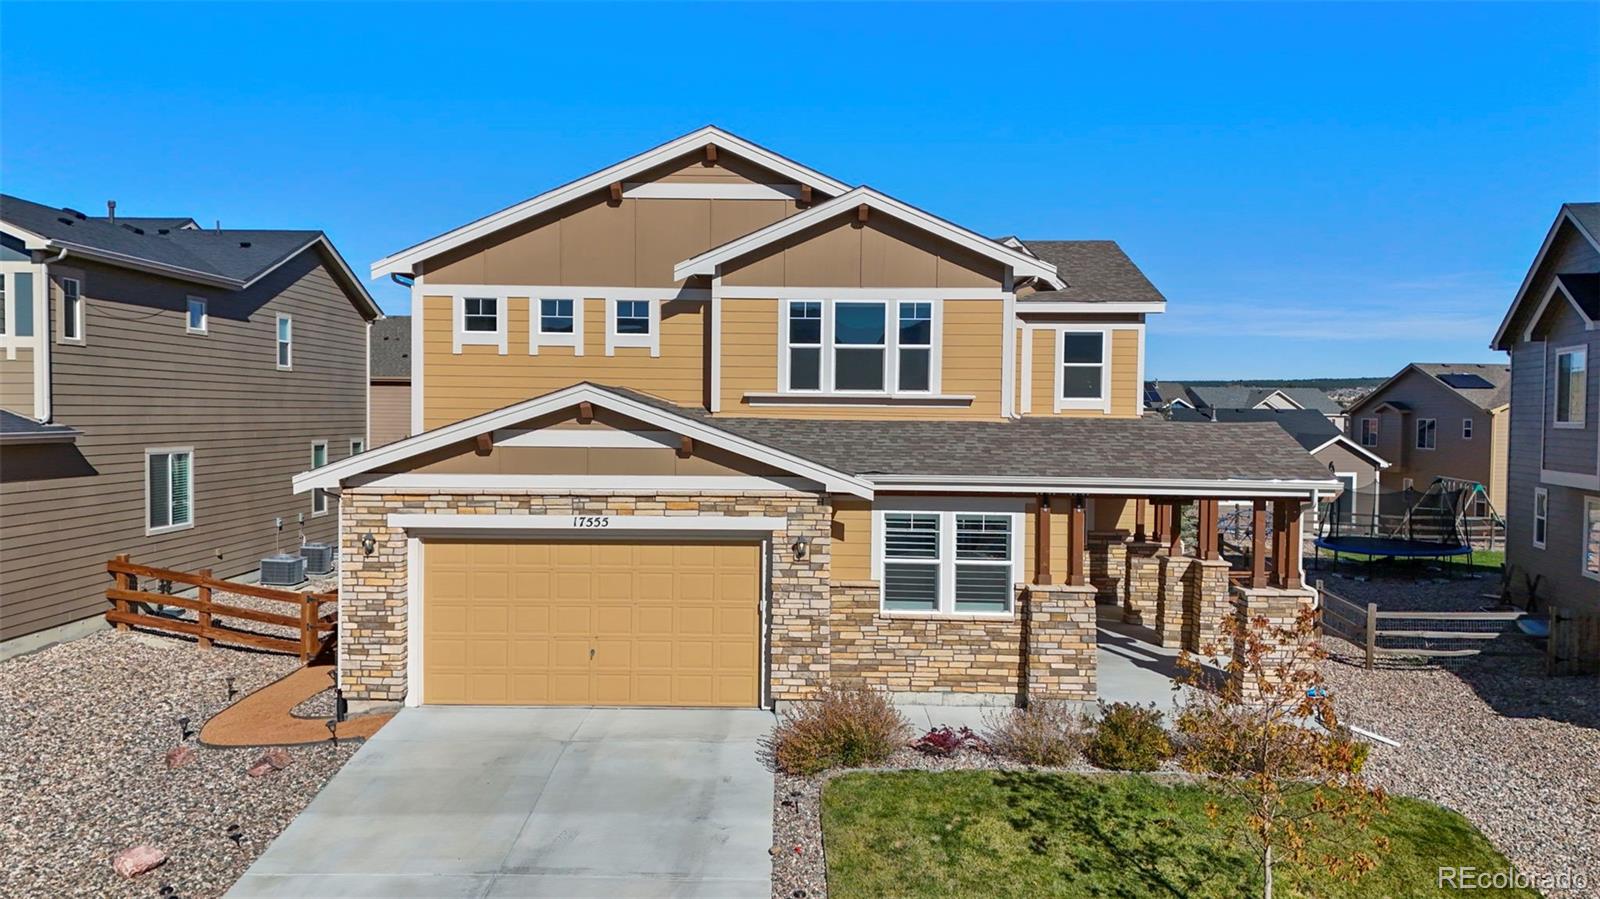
[422,540,761,707]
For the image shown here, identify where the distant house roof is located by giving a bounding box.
[0,194,380,319]
[92,215,200,232]
[1144,381,1192,408]
[0,409,80,444]
[371,316,411,380]
[1410,363,1511,411]
[1171,407,1387,468]
[1012,240,1167,305]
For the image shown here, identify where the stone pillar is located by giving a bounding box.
[1122,541,1163,626]
[1185,558,1232,654]
[1229,584,1319,702]
[339,490,410,709]
[1088,530,1129,606]
[767,500,835,701]
[1156,555,1194,649]
[1025,584,1098,701]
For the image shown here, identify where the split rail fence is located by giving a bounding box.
[105,554,336,661]
[1318,581,1526,669]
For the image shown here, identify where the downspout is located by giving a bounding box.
[35,245,67,422]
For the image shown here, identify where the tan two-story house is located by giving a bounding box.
[299,127,1336,712]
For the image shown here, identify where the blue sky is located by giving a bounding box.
[4,2,1596,380]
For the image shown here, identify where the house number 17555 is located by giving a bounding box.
[571,516,611,528]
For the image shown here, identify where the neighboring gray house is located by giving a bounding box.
[370,315,411,447]
[1492,202,1600,615]
[0,195,381,652]
[1146,381,1348,430]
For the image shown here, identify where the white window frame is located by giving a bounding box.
[1461,417,1473,440]
[311,441,329,516]
[275,313,293,370]
[1583,496,1600,582]
[59,277,85,344]
[603,298,660,356]
[781,300,825,393]
[870,498,1024,618]
[1055,328,1112,413]
[776,298,943,397]
[1360,417,1378,447]
[350,438,364,456]
[144,447,195,536]
[186,296,207,335]
[1532,487,1547,550]
[452,292,508,354]
[1415,418,1437,451]
[1554,345,1587,429]
[529,297,583,356]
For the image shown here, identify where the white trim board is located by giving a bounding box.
[372,126,851,278]
[387,513,788,532]
[1017,301,1166,314]
[672,186,1062,287]
[1519,277,1599,343]
[621,182,805,200]
[352,474,821,492]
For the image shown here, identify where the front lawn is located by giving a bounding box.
[821,770,1538,898]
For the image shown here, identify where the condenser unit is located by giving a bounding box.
[260,553,307,586]
[301,542,336,575]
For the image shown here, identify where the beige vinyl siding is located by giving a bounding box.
[421,295,706,429]
[719,299,780,414]
[370,381,411,447]
[1026,326,1141,418]
[0,349,34,417]
[720,215,1002,289]
[0,251,369,641]
[830,497,873,582]
[1489,407,1510,513]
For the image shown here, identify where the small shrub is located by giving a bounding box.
[982,700,1083,766]
[760,684,912,775]
[1084,701,1171,771]
[912,726,986,757]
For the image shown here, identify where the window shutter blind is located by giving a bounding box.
[169,453,191,525]
[149,455,171,528]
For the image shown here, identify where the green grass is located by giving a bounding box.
[1315,548,1505,575]
[821,771,1537,898]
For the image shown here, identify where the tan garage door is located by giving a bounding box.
[423,540,761,707]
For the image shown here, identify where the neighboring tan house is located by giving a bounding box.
[0,195,380,653]
[1342,362,1511,516]
[1491,202,1600,612]
[1147,381,1347,430]
[370,315,411,447]
[295,127,1335,712]
[1171,407,1387,529]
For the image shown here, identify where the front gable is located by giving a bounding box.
[1493,206,1600,350]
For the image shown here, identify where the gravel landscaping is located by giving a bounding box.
[0,628,359,898]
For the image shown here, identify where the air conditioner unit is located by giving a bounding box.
[301,542,336,575]
[260,553,307,586]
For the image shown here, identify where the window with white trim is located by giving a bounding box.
[897,302,933,392]
[1555,346,1587,427]
[786,301,823,391]
[463,296,498,333]
[350,438,364,456]
[0,272,7,335]
[604,298,657,354]
[1415,418,1436,450]
[146,448,193,534]
[275,314,292,369]
[1360,418,1378,447]
[879,509,1017,615]
[1462,418,1473,440]
[615,300,650,335]
[61,278,83,341]
[1059,331,1106,404]
[1533,488,1547,549]
[540,299,574,334]
[186,296,207,334]
[834,301,886,391]
[311,441,328,515]
[1584,496,1600,581]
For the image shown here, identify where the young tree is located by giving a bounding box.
[1175,605,1389,899]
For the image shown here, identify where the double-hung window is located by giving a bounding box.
[463,297,498,332]
[1360,418,1378,447]
[786,301,823,391]
[1058,331,1107,410]
[834,302,886,391]
[605,298,657,354]
[1532,488,1547,549]
[897,302,933,392]
[879,509,1018,615]
[782,299,941,395]
[1583,497,1600,581]
[146,448,194,535]
[615,300,649,335]
[186,296,207,334]
[1415,418,1436,450]
[1462,418,1473,440]
[311,442,329,515]
[61,278,84,341]
[529,298,581,355]
[275,314,293,369]
[540,299,574,334]
[350,438,364,456]
[1555,347,1587,427]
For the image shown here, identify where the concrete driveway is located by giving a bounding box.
[227,707,774,898]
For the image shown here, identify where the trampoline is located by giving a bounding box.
[1313,477,1499,577]
[1313,535,1473,558]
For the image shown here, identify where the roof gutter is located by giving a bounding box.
[863,474,1341,499]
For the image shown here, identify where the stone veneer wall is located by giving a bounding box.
[1024,584,1100,701]
[338,488,830,704]
[1088,530,1129,605]
[829,581,1025,699]
[1229,584,1319,701]
[1155,555,1194,648]
[1185,559,1233,654]
[1123,542,1163,626]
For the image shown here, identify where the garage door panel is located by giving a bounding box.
[425,539,760,707]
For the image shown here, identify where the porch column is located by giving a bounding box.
[1250,499,1268,588]
[1025,583,1098,701]
[1066,495,1087,587]
[1133,497,1148,542]
[1034,496,1052,585]
[1123,495,1164,627]
[1281,500,1304,589]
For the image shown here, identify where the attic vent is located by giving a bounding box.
[238,241,252,248]
[157,228,170,235]
[121,224,145,235]
[62,207,87,219]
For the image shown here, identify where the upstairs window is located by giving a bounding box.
[787,301,823,391]
[604,298,657,355]
[540,299,574,334]
[1058,331,1107,409]
[781,299,942,395]
[834,302,886,391]
[897,302,933,392]
[1556,346,1587,427]
[186,296,207,334]
[615,300,650,335]
[62,278,83,341]
[530,297,582,356]
[1360,418,1378,447]
[275,314,292,369]
[1462,418,1473,440]
[146,448,194,534]
[463,297,498,332]
[0,273,7,334]
[1533,488,1547,549]
[1415,418,1436,450]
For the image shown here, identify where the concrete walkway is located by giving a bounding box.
[227,706,775,898]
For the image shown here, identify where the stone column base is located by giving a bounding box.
[1089,530,1129,606]
[1025,584,1099,701]
[1186,558,1233,654]
[1228,584,1319,702]
[1123,542,1163,626]
[1156,556,1195,649]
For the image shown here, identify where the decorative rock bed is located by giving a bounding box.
[0,628,359,898]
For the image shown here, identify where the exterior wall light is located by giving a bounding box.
[791,536,810,561]
[360,533,377,556]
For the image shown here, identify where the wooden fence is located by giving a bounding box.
[1318,581,1526,669]
[105,555,336,661]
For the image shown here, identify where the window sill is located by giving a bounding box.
[146,522,195,537]
[1552,421,1588,430]
[743,392,975,408]
[877,609,1015,621]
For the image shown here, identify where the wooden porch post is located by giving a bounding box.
[1250,499,1268,588]
[1034,496,1052,585]
[1197,499,1220,561]
[1168,501,1185,556]
[1152,500,1169,546]
[1067,495,1087,586]
[1282,500,1304,589]
[1134,497,1148,542]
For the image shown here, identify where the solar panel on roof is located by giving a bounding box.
[1438,373,1494,389]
